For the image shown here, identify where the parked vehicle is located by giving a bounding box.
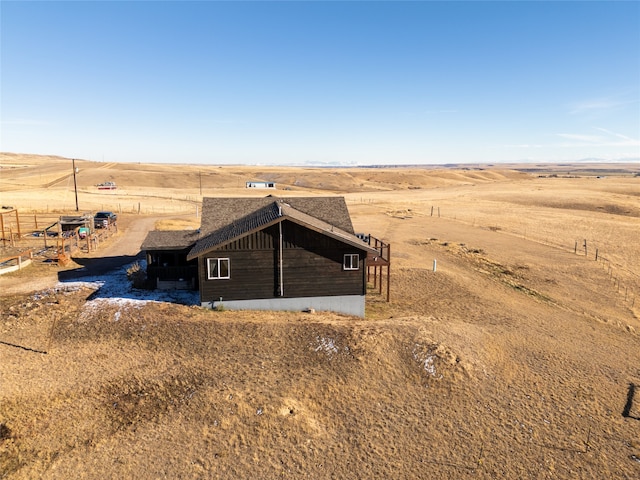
[94,211,117,228]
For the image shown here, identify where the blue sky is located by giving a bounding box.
[1,1,639,165]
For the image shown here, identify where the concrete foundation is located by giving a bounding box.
[202,295,366,317]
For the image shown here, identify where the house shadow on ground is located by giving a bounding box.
[56,253,198,305]
[58,254,144,281]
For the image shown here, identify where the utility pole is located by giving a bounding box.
[72,158,79,211]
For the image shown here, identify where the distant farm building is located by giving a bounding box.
[246,181,275,189]
[97,181,117,190]
[141,196,388,317]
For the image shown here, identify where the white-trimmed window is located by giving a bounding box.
[343,253,360,270]
[207,258,230,279]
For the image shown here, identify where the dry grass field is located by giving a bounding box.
[1,153,640,479]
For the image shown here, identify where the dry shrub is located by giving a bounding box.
[126,261,147,289]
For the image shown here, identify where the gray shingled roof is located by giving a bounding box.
[141,230,200,251]
[187,197,377,260]
[198,196,355,236]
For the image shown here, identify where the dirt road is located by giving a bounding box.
[57,215,159,281]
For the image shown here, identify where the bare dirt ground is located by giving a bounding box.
[1,153,639,479]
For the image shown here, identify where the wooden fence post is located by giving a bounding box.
[15,210,21,237]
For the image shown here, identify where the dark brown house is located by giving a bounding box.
[141,196,381,317]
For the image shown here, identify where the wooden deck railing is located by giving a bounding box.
[366,235,391,302]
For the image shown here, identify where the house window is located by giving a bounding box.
[343,254,359,270]
[207,258,230,279]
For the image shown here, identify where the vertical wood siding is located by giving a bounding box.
[198,221,366,303]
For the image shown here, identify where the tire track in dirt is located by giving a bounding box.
[42,173,75,189]
[97,162,118,170]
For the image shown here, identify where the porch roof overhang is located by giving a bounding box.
[141,230,200,251]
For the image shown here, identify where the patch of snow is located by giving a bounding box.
[314,336,339,355]
[413,344,443,378]
[422,354,437,376]
[49,260,199,309]
[312,336,351,359]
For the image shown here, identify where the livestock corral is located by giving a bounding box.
[0,208,118,274]
[1,153,639,479]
